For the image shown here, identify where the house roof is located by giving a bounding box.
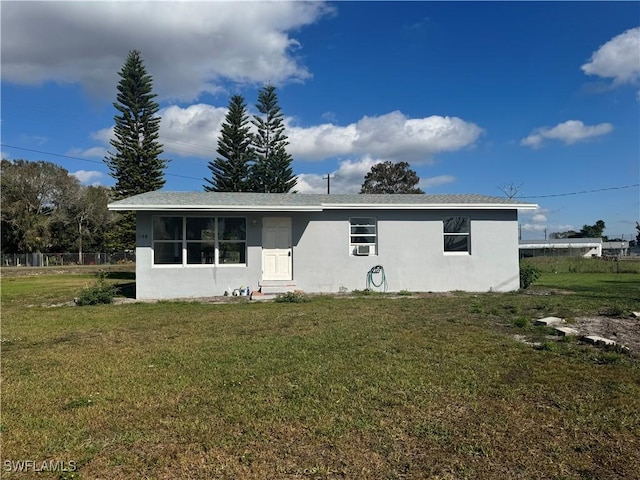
[108,191,538,212]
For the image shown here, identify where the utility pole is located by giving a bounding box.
[322,173,333,194]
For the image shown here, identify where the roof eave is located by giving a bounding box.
[108,201,539,211]
[322,203,539,210]
[107,203,323,212]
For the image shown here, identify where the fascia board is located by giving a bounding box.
[107,203,323,212]
[321,203,539,210]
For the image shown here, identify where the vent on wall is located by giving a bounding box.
[355,245,371,256]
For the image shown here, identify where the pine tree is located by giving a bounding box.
[204,95,253,191]
[104,50,166,250]
[250,85,297,193]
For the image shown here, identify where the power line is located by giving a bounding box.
[0,144,203,181]
[3,143,639,197]
[1,99,219,156]
[516,184,639,199]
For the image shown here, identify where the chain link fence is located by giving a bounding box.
[1,252,135,267]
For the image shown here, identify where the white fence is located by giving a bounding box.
[1,252,135,267]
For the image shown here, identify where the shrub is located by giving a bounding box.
[512,317,530,328]
[75,272,117,306]
[520,264,541,289]
[274,290,306,303]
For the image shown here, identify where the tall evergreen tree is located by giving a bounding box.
[104,50,166,250]
[250,85,297,193]
[204,95,253,191]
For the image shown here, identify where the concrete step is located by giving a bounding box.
[554,326,579,336]
[258,281,297,295]
[535,316,565,326]
[582,335,629,352]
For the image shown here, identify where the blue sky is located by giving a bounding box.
[1,1,639,239]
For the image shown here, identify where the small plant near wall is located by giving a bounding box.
[75,271,117,306]
[520,264,541,289]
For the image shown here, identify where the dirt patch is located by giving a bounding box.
[571,315,640,352]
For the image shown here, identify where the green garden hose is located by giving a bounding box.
[366,265,387,292]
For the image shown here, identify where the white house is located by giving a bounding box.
[108,192,537,299]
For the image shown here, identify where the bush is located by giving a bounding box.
[274,290,306,303]
[512,317,530,328]
[75,272,117,306]
[520,264,541,289]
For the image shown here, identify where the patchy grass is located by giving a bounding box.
[522,256,640,274]
[1,269,639,479]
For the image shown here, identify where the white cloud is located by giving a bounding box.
[296,157,456,194]
[519,207,547,232]
[296,157,382,194]
[67,146,108,158]
[288,111,483,163]
[581,27,640,86]
[519,207,576,235]
[72,170,104,185]
[91,127,114,145]
[419,175,456,189]
[159,104,227,157]
[1,2,332,100]
[88,104,227,158]
[89,104,482,164]
[521,120,613,148]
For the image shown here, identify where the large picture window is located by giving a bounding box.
[443,216,470,253]
[350,217,377,255]
[152,216,246,266]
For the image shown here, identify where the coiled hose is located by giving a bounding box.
[366,265,387,292]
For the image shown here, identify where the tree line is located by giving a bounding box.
[1,50,428,255]
[1,160,113,254]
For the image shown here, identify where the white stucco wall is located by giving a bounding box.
[134,208,520,299]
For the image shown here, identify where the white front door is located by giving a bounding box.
[262,217,292,281]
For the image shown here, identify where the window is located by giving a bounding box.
[218,217,247,264]
[186,217,216,264]
[153,217,183,264]
[443,216,470,253]
[350,217,377,255]
[152,216,246,266]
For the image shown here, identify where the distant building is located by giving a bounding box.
[519,238,602,258]
[602,241,629,257]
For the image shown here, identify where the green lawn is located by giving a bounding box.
[1,269,639,479]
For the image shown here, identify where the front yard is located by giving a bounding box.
[1,268,639,479]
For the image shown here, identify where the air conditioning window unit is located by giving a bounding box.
[355,245,370,256]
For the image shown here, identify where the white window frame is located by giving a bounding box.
[349,217,378,256]
[443,216,471,255]
[152,216,247,267]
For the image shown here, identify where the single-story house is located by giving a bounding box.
[108,192,537,299]
[519,238,603,258]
